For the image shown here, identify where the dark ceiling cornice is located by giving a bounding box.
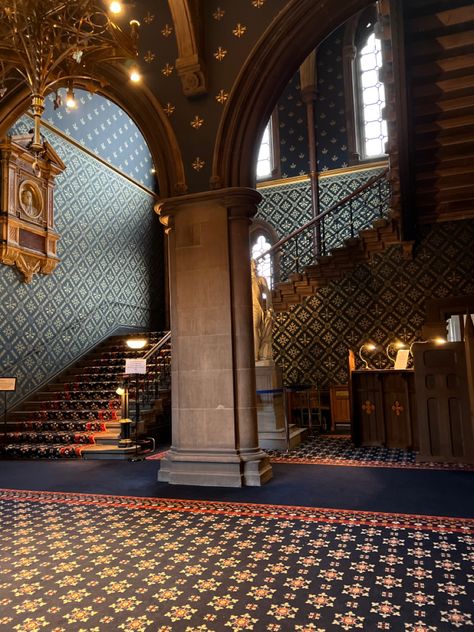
[212,0,374,190]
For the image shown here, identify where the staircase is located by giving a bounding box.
[406,0,474,222]
[273,216,400,311]
[266,168,401,311]
[0,331,171,459]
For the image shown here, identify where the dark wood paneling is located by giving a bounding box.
[19,229,45,253]
[351,369,417,449]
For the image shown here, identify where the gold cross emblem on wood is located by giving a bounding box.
[362,400,375,415]
[391,400,404,416]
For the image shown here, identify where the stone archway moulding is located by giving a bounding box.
[0,68,186,199]
[212,0,374,191]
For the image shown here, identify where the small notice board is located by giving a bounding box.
[125,359,147,375]
[0,377,16,391]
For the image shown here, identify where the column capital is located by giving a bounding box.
[155,186,261,223]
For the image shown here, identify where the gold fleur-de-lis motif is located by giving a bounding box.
[362,400,375,415]
[252,0,266,7]
[161,24,173,37]
[143,12,155,24]
[233,23,247,38]
[144,50,156,63]
[213,7,225,20]
[190,115,204,129]
[216,89,229,104]
[192,157,205,171]
[391,401,404,416]
[161,63,174,77]
[214,47,227,61]
[164,103,175,116]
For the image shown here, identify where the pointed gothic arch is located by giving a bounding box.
[212,0,374,190]
[0,67,186,199]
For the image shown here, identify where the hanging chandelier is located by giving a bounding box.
[0,0,141,154]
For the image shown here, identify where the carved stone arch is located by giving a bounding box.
[0,68,186,198]
[212,0,374,190]
[168,0,206,97]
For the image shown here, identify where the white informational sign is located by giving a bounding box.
[125,359,147,375]
[394,349,410,370]
[0,377,17,391]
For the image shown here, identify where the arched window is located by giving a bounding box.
[357,30,387,159]
[256,110,280,181]
[343,5,388,164]
[251,234,273,289]
[256,120,273,180]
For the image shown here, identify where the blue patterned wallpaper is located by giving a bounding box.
[278,74,309,178]
[273,220,474,388]
[1,117,162,406]
[257,165,387,271]
[315,27,348,172]
[270,25,349,180]
[43,89,156,190]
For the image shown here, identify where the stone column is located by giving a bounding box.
[156,188,272,487]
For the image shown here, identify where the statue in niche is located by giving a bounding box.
[251,258,274,363]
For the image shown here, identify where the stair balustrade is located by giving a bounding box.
[256,167,391,283]
[126,331,171,426]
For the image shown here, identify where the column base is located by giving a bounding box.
[157,448,273,487]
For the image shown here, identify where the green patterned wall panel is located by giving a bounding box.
[0,119,163,406]
[272,220,474,388]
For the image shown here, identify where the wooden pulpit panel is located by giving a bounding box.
[413,342,474,463]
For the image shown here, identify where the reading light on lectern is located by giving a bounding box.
[359,342,377,370]
[386,339,407,365]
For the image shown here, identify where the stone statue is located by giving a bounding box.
[251,258,274,363]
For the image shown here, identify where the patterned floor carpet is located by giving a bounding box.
[148,434,474,471]
[0,488,472,631]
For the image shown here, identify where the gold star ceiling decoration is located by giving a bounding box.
[216,89,229,104]
[214,47,227,61]
[161,63,174,77]
[233,23,247,38]
[192,157,205,171]
[190,115,204,129]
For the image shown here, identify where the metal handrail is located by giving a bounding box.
[255,167,390,264]
[142,330,171,360]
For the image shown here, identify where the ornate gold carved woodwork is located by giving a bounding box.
[168,0,207,97]
[0,134,65,283]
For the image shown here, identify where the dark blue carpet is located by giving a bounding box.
[0,459,472,518]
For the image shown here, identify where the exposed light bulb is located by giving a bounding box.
[129,67,141,83]
[109,1,122,14]
[126,338,148,350]
[66,91,76,108]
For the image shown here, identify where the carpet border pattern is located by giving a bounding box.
[0,488,472,533]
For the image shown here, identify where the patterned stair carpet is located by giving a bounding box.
[1,331,171,460]
[266,434,474,471]
[0,421,107,459]
[0,488,472,631]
